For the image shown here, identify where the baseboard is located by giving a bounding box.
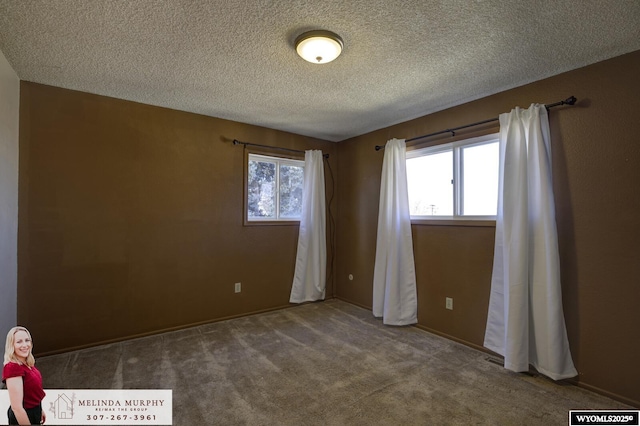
[35,303,296,357]
[412,324,493,354]
[413,325,639,408]
[334,296,372,311]
[567,380,639,408]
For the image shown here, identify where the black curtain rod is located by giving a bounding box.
[233,139,329,158]
[374,96,577,151]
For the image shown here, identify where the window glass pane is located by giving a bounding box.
[462,142,499,215]
[279,164,304,218]
[247,159,276,218]
[407,151,453,216]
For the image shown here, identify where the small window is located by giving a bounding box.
[247,153,304,222]
[406,133,499,220]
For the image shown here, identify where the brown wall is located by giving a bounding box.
[18,51,640,406]
[335,50,640,406]
[18,82,337,354]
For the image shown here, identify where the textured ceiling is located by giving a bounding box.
[1,1,639,142]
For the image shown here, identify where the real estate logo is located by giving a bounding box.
[51,392,76,420]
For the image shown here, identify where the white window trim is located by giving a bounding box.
[247,153,305,222]
[407,133,499,221]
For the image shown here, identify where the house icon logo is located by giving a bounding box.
[51,392,75,420]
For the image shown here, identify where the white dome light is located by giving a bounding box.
[295,30,343,64]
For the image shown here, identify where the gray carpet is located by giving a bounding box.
[36,299,629,425]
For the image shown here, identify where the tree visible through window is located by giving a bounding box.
[247,154,304,221]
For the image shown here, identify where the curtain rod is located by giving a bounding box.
[374,96,577,151]
[233,139,329,158]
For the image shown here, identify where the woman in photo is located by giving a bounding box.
[2,327,46,425]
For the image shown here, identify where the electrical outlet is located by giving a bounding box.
[445,297,453,310]
[234,282,241,293]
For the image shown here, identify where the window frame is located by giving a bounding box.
[244,150,305,226]
[406,132,499,226]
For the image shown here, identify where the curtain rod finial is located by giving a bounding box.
[565,96,577,105]
[375,145,383,151]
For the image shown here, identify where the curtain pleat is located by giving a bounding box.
[290,150,326,303]
[484,104,577,380]
[372,139,418,325]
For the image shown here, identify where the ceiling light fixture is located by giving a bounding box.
[295,30,343,64]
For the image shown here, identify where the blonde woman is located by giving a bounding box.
[2,327,45,425]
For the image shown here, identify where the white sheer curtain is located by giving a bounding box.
[372,138,418,325]
[484,104,577,380]
[290,150,326,303]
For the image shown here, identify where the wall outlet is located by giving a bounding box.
[234,282,241,293]
[445,297,453,310]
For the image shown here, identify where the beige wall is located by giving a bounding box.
[335,50,640,406]
[18,82,337,354]
[0,49,20,335]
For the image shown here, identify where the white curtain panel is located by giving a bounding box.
[484,104,577,380]
[373,138,418,325]
[290,150,326,303]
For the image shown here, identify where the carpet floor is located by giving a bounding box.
[36,299,629,425]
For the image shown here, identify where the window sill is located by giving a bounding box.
[244,219,300,227]
[411,218,496,227]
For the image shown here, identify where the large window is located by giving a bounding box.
[406,133,499,220]
[247,153,304,222]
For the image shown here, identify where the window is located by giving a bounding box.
[406,133,499,220]
[247,153,304,222]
